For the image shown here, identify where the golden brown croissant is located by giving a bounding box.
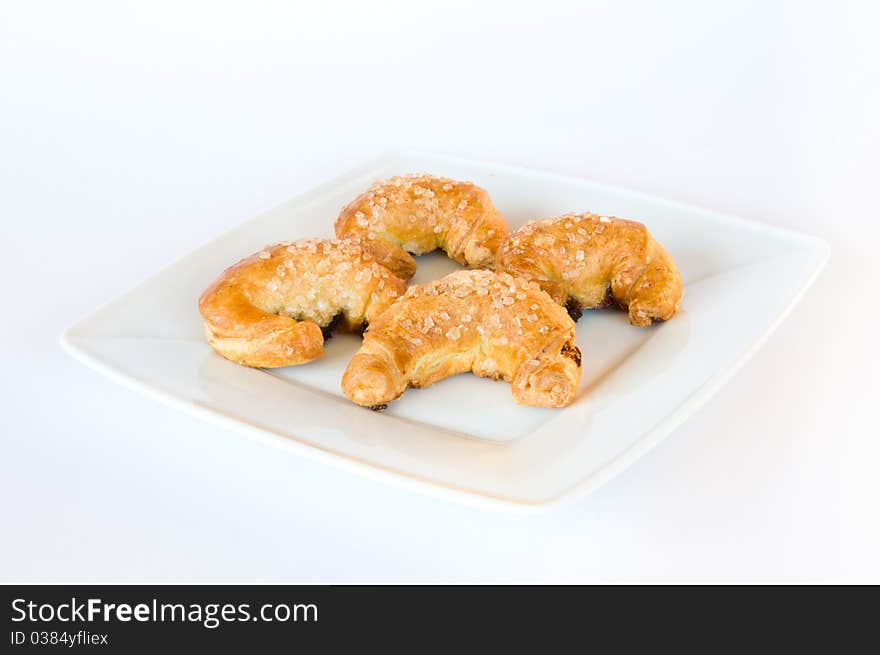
[342,270,582,409]
[199,238,406,368]
[334,174,509,279]
[498,212,682,326]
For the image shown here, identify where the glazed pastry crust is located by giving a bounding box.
[334,174,509,279]
[342,270,582,408]
[498,213,682,326]
[199,238,406,368]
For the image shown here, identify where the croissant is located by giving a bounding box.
[334,174,509,279]
[342,270,582,409]
[498,212,682,326]
[199,238,406,368]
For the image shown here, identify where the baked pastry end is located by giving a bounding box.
[341,350,407,407]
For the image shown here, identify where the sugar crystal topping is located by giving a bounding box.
[503,212,630,288]
[342,174,479,237]
[253,237,398,327]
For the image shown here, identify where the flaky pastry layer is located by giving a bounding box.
[334,174,509,278]
[498,212,682,326]
[342,269,581,408]
[199,238,406,368]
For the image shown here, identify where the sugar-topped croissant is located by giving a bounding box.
[342,270,582,409]
[334,174,509,279]
[199,238,406,368]
[498,212,682,326]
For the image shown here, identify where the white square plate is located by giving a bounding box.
[62,152,828,511]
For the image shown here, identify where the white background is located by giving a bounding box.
[2,0,878,582]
